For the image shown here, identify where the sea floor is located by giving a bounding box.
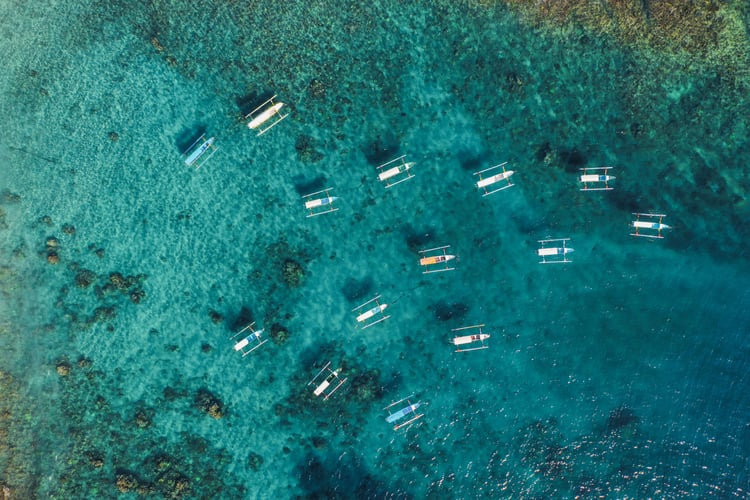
[1,0,749,498]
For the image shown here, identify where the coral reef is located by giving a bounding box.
[194,388,224,419]
[50,246,148,329]
[349,369,383,403]
[134,406,154,428]
[502,1,750,76]
[0,371,36,499]
[282,258,305,288]
[433,301,470,322]
[605,406,639,435]
[0,190,21,204]
[49,359,243,498]
[75,269,97,288]
[56,361,71,377]
[208,309,224,324]
[269,322,290,345]
[44,236,60,264]
[115,470,146,494]
[295,134,325,163]
[247,452,264,471]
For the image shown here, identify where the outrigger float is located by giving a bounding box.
[631,213,670,239]
[246,95,288,136]
[308,361,348,400]
[418,245,456,274]
[451,324,490,352]
[230,322,267,357]
[473,162,515,196]
[578,167,615,191]
[302,188,339,217]
[181,134,218,169]
[384,394,424,431]
[537,238,574,264]
[376,155,415,188]
[352,294,390,329]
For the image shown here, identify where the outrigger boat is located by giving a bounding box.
[352,294,390,329]
[181,134,218,169]
[578,167,615,191]
[631,213,670,239]
[376,155,415,188]
[384,394,424,431]
[418,245,456,274]
[473,162,515,196]
[245,94,288,136]
[302,188,339,217]
[537,238,574,264]
[451,324,490,352]
[230,322,267,357]
[308,361,348,401]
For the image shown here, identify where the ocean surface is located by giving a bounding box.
[1,0,749,498]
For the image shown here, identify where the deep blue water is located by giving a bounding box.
[1,1,749,498]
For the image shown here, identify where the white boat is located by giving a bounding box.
[578,167,615,191]
[537,238,574,264]
[302,188,339,217]
[245,95,288,136]
[230,322,267,357]
[352,295,390,329]
[376,155,415,187]
[631,213,670,239]
[451,324,491,352]
[308,362,348,400]
[473,162,515,196]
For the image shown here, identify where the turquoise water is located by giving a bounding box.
[1,0,750,498]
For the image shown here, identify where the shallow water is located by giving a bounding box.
[1,0,749,498]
